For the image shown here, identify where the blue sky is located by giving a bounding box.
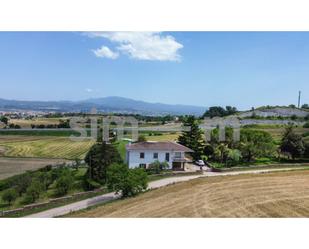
[0,32,308,110]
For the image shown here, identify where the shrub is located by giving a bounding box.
[304,142,309,158]
[2,188,18,205]
[54,173,74,197]
[107,163,148,197]
[227,149,242,166]
[82,177,102,191]
[280,125,305,159]
[147,161,169,174]
[291,115,297,121]
[15,172,32,196]
[303,122,309,128]
[204,144,215,157]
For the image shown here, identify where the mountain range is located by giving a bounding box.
[0,96,206,116]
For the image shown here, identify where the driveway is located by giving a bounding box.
[26,167,308,218]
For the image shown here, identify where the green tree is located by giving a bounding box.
[54,173,74,197]
[203,106,237,118]
[240,129,275,162]
[137,134,147,142]
[291,114,297,121]
[2,188,17,205]
[0,116,8,125]
[210,127,234,147]
[204,144,215,158]
[280,125,305,160]
[23,180,43,204]
[225,106,238,115]
[107,163,148,197]
[178,116,205,160]
[301,104,309,109]
[203,106,227,118]
[73,158,82,170]
[15,172,32,196]
[214,143,230,164]
[85,142,123,183]
[36,171,53,191]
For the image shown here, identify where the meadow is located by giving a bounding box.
[244,125,309,142]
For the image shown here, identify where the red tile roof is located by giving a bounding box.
[126,141,193,152]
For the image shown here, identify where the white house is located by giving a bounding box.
[125,141,193,170]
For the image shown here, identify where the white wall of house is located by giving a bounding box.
[126,150,184,169]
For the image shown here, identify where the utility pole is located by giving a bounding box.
[298,91,301,108]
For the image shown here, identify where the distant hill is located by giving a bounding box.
[238,106,309,118]
[0,96,206,116]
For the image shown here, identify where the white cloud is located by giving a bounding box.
[85,88,93,93]
[92,45,119,59]
[88,32,183,62]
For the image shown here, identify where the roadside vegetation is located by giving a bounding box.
[0,163,90,211]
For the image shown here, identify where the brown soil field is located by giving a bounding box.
[0,157,69,180]
[69,170,309,218]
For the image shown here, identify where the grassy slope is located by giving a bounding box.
[68,170,309,218]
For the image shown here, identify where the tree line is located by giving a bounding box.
[178,116,309,167]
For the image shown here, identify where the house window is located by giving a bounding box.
[165,153,170,162]
[140,152,145,159]
[139,164,146,169]
[174,152,181,158]
[153,152,158,159]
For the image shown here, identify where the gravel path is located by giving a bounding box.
[26,167,308,218]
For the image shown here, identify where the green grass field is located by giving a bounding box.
[244,126,309,142]
[0,135,95,159]
[145,132,179,142]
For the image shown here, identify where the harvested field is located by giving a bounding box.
[8,118,64,128]
[0,157,69,180]
[0,135,95,159]
[70,170,309,218]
